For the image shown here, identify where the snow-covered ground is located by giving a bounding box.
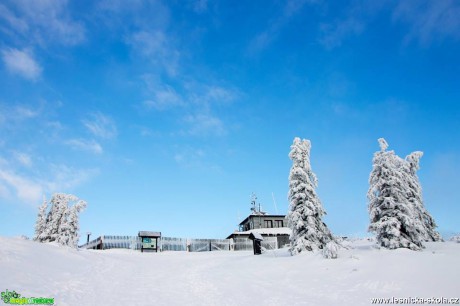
[1,236,459,306]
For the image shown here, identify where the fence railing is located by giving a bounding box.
[233,238,253,251]
[160,237,187,251]
[80,235,284,252]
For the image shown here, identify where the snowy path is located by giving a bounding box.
[1,237,459,306]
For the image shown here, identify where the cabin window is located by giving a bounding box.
[264,220,273,228]
[275,220,283,227]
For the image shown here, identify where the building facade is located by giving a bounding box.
[227,214,291,249]
[238,214,287,232]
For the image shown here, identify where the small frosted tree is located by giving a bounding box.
[368,139,424,250]
[287,137,334,255]
[403,152,442,242]
[33,193,86,248]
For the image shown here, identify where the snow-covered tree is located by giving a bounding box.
[33,193,86,248]
[368,139,425,250]
[33,197,48,242]
[403,152,442,242]
[57,207,71,247]
[66,200,87,248]
[450,234,460,243]
[287,137,334,255]
[322,241,339,259]
[44,193,70,243]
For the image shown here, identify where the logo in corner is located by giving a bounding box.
[1,289,54,305]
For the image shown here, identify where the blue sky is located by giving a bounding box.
[1,0,459,243]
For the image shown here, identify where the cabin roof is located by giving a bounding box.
[138,231,161,237]
[238,214,286,226]
[227,227,291,239]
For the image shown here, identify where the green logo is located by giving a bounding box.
[1,290,54,305]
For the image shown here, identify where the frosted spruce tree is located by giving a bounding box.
[33,197,48,242]
[66,201,86,248]
[287,137,334,255]
[368,138,424,250]
[403,152,442,242]
[44,193,70,243]
[34,193,87,248]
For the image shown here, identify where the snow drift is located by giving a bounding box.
[0,236,459,306]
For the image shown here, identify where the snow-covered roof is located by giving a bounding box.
[234,227,292,236]
[138,231,161,237]
[248,232,264,241]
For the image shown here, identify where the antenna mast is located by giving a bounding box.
[250,192,266,215]
[250,192,257,214]
[272,192,278,214]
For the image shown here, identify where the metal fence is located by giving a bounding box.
[102,235,141,250]
[160,237,187,251]
[211,239,231,251]
[261,237,278,250]
[186,239,232,252]
[80,235,283,252]
[233,238,253,251]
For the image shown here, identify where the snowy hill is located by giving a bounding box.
[1,236,459,306]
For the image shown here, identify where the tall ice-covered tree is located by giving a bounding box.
[368,138,424,250]
[287,137,334,255]
[403,152,442,242]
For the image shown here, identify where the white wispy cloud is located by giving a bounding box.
[173,145,222,172]
[317,1,460,50]
[13,152,32,167]
[66,139,103,155]
[0,103,42,129]
[205,86,236,102]
[0,169,43,204]
[96,0,170,26]
[127,30,180,77]
[190,85,237,108]
[393,0,460,45]
[1,48,42,80]
[316,2,387,50]
[0,4,28,33]
[173,146,207,169]
[183,112,226,136]
[0,1,85,46]
[141,75,238,112]
[0,160,98,205]
[248,0,315,55]
[0,182,9,199]
[142,75,184,110]
[83,112,117,139]
[174,148,205,164]
[44,164,99,193]
[319,17,364,50]
[139,75,239,136]
[136,126,162,137]
[15,105,40,119]
[193,0,208,13]
[100,2,174,74]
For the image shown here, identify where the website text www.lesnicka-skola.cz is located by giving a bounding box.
[371,297,460,305]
